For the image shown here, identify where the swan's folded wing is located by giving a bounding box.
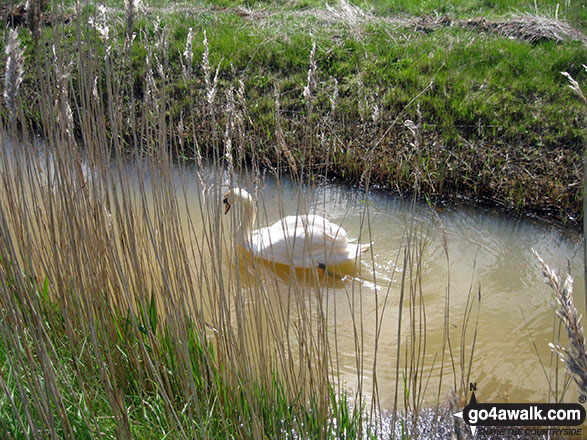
[252,215,357,267]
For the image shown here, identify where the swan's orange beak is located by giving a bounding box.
[223,198,230,215]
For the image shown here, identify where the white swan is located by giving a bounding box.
[223,188,370,269]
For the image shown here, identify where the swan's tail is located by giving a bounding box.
[345,242,370,260]
[347,237,371,253]
[359,243,370,253]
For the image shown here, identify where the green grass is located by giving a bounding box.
[127,9,586,146]
[0,281,364,439]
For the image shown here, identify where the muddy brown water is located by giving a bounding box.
[6,141,585,411]
[141,162,585,410]
[270,182,584,409]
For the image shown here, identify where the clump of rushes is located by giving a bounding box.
[534,250,587,398]
[3,29,23,125]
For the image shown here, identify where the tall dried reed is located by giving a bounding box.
[534,250,587,398]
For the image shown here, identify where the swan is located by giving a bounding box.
[223,188,370,270]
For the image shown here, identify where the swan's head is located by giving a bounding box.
[223,188,254,215]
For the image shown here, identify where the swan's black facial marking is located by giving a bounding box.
[223,198,230,215]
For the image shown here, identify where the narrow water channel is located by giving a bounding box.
[146,162,585,409]
[5,140,584,411]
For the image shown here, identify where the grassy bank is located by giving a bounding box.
[2,0,585,223]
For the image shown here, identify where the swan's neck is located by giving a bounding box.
[238,199,256,244]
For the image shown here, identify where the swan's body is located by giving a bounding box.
[223,188,369,269]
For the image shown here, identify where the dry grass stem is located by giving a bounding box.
[534,250,587,397]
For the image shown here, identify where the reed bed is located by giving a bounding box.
[2,2,575,439]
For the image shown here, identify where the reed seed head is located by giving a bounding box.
[182,27,193,80]
[561,70,586,103]
[303,41,316,104]
[534,249,587,398]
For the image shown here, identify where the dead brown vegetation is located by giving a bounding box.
[413,13,587,44]
[0,0,72,28]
